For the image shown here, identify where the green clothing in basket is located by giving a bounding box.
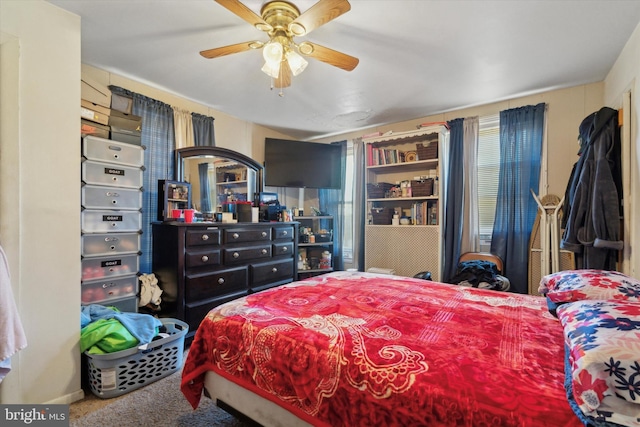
[81,318,138,354]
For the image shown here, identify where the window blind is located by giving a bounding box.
[477,114,500,243]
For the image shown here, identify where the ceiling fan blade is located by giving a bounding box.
[289,0,351,36]
[200,41,258,59]
[215,0,272,31]
[302,42,358,71]
[274,61,292,88]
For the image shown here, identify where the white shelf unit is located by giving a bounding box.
[363,125,448,280]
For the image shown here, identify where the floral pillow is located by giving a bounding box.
[556,299,640,426]
[538,269,640,304]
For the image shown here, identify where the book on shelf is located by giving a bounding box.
[368,147,406,166]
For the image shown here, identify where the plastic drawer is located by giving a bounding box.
[81,232,141,257]
[81,274,138,304]
[81,253,139,281]
[81,210,142,233]
[82,135,144,167]
[82,185,142,210]
[82,160,143,189]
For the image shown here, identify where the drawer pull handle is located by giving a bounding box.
[217,278,225,285]
[108,145,122,151]
[281,247,288,252]
[201,234,209,241]
[272,267,278,273]
[261,249,268,255]
[232,233,240,239]
[102,283,116,289]
[261,231,267,237]
[104,237,119,242]
[106,192,119,197]
[201,255,209,262]
[282,231,288,236]
[233,252,240,258]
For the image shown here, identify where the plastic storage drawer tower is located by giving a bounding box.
[80,135,145,311]
[84,318,188,398]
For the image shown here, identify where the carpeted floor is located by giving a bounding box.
[69,352,253,427]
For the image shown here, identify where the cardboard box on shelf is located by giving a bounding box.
[81,99,111,126]
[81,119,110,139]
[81,75,111,108]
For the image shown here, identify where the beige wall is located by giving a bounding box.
[604,20,640,277]
[0,0,83,404]
[81,63,294,161]
[313,84,604,201]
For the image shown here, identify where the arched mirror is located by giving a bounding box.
[175,147,263,217]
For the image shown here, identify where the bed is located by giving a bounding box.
[181,270,640,426]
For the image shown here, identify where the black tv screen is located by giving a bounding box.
[264,138,343,189]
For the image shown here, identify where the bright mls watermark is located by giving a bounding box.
[1,405,68,426]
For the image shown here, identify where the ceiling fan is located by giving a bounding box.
[200,0,359,89]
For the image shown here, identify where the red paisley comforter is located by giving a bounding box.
[181,271,582,427]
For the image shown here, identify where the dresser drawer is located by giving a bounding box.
[185,290,247,332]
[273,241,294,257]
[81,232,140,257]
[186,229,220,247]
[81,210,142,233]
[185,249,221,270]
[82,184,142,210]
[81,253,139,281]
[82,160,143,189]
[223,244,272,264]
[81,274,138,304]
[251,258,295,286]
[273,226,294,240]
[82,135,144,167]
[185,266,247,302]
[223,228,271,244]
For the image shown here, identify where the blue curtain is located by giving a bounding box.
[442,118,465,282]
[109,86,175,274]
[352,138,366,272]
[192,113,215,146]
[491,103,545,294]
[198,162,212,213]
[318,140,347,271]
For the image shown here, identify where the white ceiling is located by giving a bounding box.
[48,0,640,140]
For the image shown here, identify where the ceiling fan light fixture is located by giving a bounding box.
[262,40,283,64]
[261,61,281,78]
[286,49,308,76]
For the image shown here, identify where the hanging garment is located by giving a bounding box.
[0,244,28,382]
[560,107,623,269]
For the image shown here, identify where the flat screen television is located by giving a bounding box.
[264,138,343,189]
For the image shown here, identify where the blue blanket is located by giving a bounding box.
[81,304,162,345]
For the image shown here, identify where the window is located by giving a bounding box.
[477,115,500,246]
[342,140,354,263]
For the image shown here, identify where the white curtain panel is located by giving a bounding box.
[461,117,479,254]
[173,107,194,148]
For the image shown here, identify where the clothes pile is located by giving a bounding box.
[449,260,510,291]
[138,273,163,311]
[80,304,162,354]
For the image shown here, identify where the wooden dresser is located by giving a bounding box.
[152,222,298,340]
